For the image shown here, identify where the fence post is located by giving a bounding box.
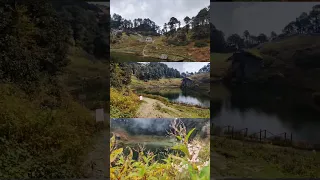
[264,130,267,139]
[227,125,230,134]
[284,132,287,141]
[290,133,293,144]
[245,128,248,137]
[231,126,234,138]
[259,129,262,141]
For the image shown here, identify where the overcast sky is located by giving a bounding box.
[111,0,209,29]
[140,62,209,73]
[211,2,319,37]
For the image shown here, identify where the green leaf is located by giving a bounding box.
[199,165,210,178]
[110,148,123,163]
[139,166,146,176]
[172,144,190,157]
[186,128,196,142]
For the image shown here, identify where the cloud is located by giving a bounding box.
[111,0,209,29]
[211,2,319,36]
[162,62,209,73]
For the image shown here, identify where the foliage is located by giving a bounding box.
[194,40,208,48]
[110,63,132,88]
[111,14,160,35]
[53,0,110,59]
[110,119,210,180]
[0,0,69,87]
[110,88,140,118]
[132,62,181,81]
[0,83,96,178]
[0,1,108,178]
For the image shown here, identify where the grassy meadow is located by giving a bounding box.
[212,136,320,178]
[111,33,210,61]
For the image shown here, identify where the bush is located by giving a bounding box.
[167,39,189,46]
[110,88,140,118]
[194,41,208,48]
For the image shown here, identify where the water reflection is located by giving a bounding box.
[211,83,320,144]
[136,88,210,108]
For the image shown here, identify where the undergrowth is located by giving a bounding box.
[0,83,96,178]
[110,88,141,118]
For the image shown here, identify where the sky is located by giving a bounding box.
[211,2,319,37]
[110,0,209,29]
[140,62,209,73]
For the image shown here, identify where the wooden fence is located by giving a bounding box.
[212,125,320,151]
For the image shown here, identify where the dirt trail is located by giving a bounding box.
[137,97,184,118]
[81,129,109,179]
[142,40,155,57]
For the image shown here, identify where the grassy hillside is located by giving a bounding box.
[212,136,320,178]
[111,33,210,61]
[0,47,111,178]
[61,47,109,110]
[130,76,182,89]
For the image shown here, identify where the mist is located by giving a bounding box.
[111,118,210,136]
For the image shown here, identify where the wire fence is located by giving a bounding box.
[212,125,320,150]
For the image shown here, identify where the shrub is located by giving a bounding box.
[110,88,140,118]
[194,41,208,48]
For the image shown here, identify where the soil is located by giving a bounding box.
[81,129,110,179]
[136,97,182,118]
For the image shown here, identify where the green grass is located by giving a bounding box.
[0,83,97,178]
[212,136,320,178]
[62,47,109,110]
[139,93,210,118]
[130,76,182,89]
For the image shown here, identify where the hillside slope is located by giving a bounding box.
[111,33,209,61]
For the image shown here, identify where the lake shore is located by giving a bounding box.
[211,136,320,178]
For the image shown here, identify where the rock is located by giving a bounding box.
[160,54,168,60]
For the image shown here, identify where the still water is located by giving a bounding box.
[211,83,320,144]
[136,88,210,108]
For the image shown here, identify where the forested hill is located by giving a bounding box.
[110,62,181,88]
[52,0,110,59]
[130,62,181,81]
[111,5,210,45]
[211,4,320,53]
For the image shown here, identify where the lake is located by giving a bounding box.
[135,88,210,108]
[211,83,320,144]
[111,118,210,161]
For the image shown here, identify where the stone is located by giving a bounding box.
[160,54,168,60]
